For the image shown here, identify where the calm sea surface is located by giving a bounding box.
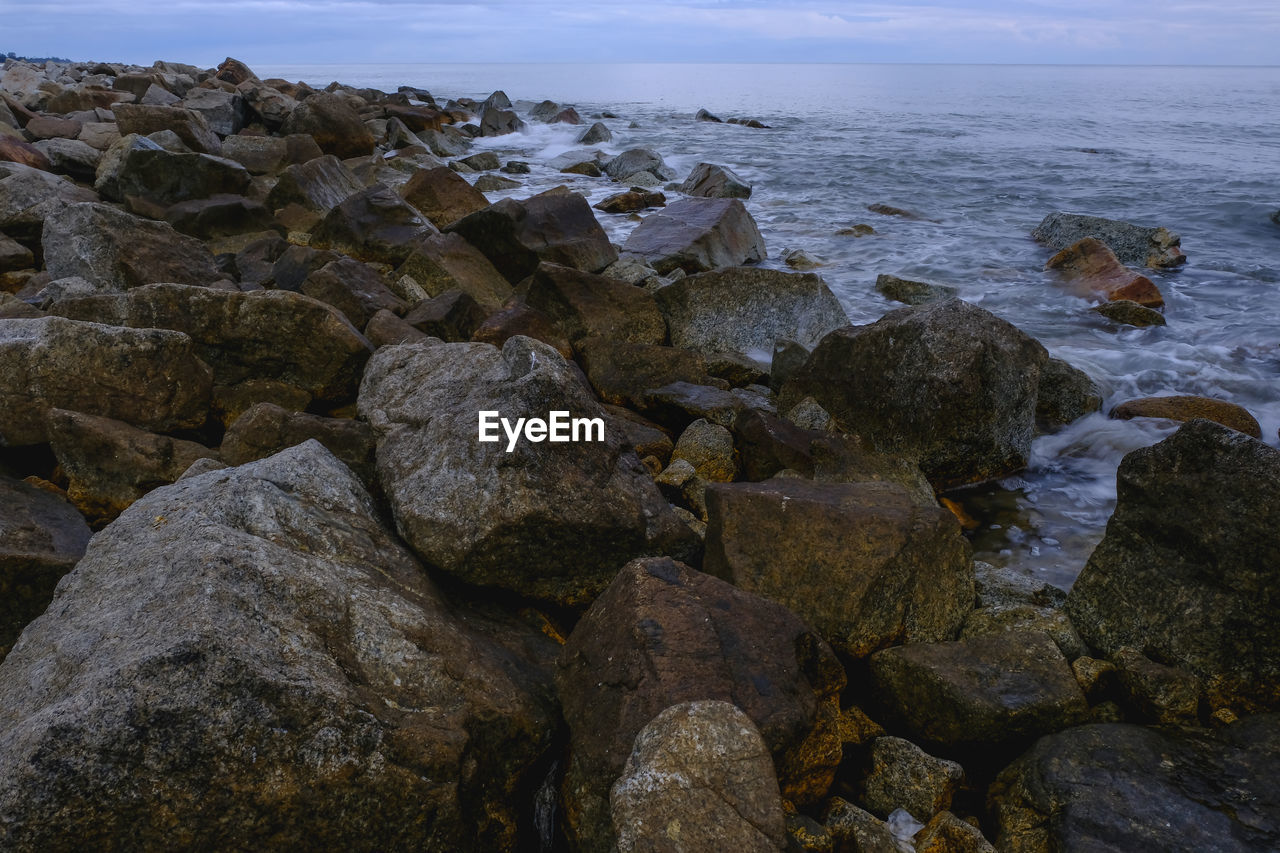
[263,63,1280,589]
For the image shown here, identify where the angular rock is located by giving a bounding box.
[469,300,572,358]
[989,717,1280,852]
[869,631,1090,752]
[1109,394,1261,437]
[46,408,218,524]
[51,284,371,405]
[163,194,281,241]
[300,256,408,328]
[1046,237,1165,307]
[479,107,524,137]
[875,273,957,306]
[310,183,437,265]
[860,736,964,821]
[92,133,161,200]
[23,115,82,141]
[1033,211,1186,269]
[914,812,996,853]
[265,154,363,212]
[113,148,251,210]
[236,79,298,131]
[218,134,289,175]
[622,197,766,275]
[705,478,972,658]
[393,231,512,312]
[457,151,499,172]
[1111,647,1201,724]
[474,173,520,192]
[1066,419,1280,712]
[0,231,33,272]
[42,202,220,290]
[111,103,221,154]
[781,299,1050,491]
[0,135,50,171]
[823,799,900,853]
[221,401,377,485]
[445,188,618,283]
[0,161,98,249]
[1036,356,1101,431]
[611,701,787,853]
[521,262,666,346]
[181,88,246,136]
[594,189,665,214]
[604,148,673,181]
[578,337,719,408]
[1093,298,1167,327]
[655,266,846,364]
[31,138,100,182]
[672,418,737,482]
[398,165,488,228]
[358,336,697,606]
[402,289,487,341]
[557,556,846,852]
[577,121,612,145]
[0,316,212,445]
[680,162,752,199]
[76,121,120,151]
[0,442,558,851]
[280,92,375,159]
[0,474,91,661]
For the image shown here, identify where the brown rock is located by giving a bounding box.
[280,92,376,159]
[310,184,437,265]
[1109,394,1261,437]
[264,154,363,212]
[622,196,766,275]
[363,308,433,348]
[402,289,487,341]
[1092,298,1166,327]
[221,402,377,486]
[1045,237,1164,307]
[23,116,82,141]
[214,57,257,86]
[521,262,665,347]
[0,136,50,171]
[111,103,222,155]
[398,165,489,228]
[860,736,964,821]
[393,232,512,312]
[914,811,996,853]
[593,189,665,214]
[299,257,409,329]
[163,194,281,241]
[0,232,33,273]
[577,337,720,407]
[470,299,572,358]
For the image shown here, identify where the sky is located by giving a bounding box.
[3,0,1278,66]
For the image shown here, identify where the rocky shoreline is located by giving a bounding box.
[2,55,1278,851]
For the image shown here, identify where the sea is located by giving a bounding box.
[262,63,1280,591]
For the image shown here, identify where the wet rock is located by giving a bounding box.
[838,223,877,237]
[398,165,488,228]
[474,173,519,192]
[559,160,601,177]
[521,261,666,346]
[823,799,899,853]
[163,194,281,241]
[221,401,376,486]
[310,183,437,265]
[51,283,371,406]
[46,408,217,524]
[32,138,100,182]
[0,135,51,171]
[695,108,723,123]
[42,202,220,290]
[280,92,376,159]
[594,189,665,214]
[1032,211,1186,268]
[357,337,696,607]
[781,298,1049,491]
[577,337,719,407]
[610,701,788,853]
[112,147,251,210]
[479,107,525,137]
[0,441,558,851]
[393,231,512,312]
[655,266,846,364]
[402,288,486,341]
[445,188,618,283]
[1111,647,1201,724]
[989,717,1280,852]
[0,474,91,662]
[680,161,752,199]
[501,159,530,174]
[1093,298,1167,327]
[470,300,572,358]
[1046,237,1165,307]
[1036,356,1102,431]
[860,736,964,821]
[556,556,846,852]
[1109,394,1261,437]
[265,154,363,212]
[875,273,956,305]
[604,147,674,182]
[782,249,823,271]
[869,631,1090,752]
[299,256,408,328]
[1066,419,1280,712]
[867,203,934,221]
[623,197,766,275]
[913,811,995,853]
[577,121,612,145]
[0,316,212,445]
[705,478,972,658]
[456,151,499,172]
[111,103,221,154]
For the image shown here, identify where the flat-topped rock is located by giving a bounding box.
[1033,211,1186,268]
[622,196,766,275]
[1109,394,1261,437]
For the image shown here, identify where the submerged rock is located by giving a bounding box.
[1109,394,1261,437]
[680,161,752,199]
[622,197,766,275]
[1033,211,1186,268]
[1045,237,1165,307]
[1092,298,1166,327]
[875,273,956,305]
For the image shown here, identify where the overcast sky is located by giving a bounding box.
[5,0,1278,66]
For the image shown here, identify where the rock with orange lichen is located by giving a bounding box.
[1109,394,1261,438]
[1045,237,1165,307]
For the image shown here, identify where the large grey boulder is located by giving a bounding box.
[1066,419,1280,713]
[265,154,363,212]
[622,197,766,275]
[0,316,212,446]
[0,442,558,851]
[0,161,98,247]
[781,299,1050,491]
[1032,211,1186,269]
[357,336,697,607]
[111,147,252,211]
[31,138,100,183]
[989,717,1280,852]
[611,701,787,853]
[180,88,246,136]
[604,148,674,182]
[654,266,847,365]
[309,183,437,266]
[111,103,222,154]
[41,202,220,290]
[680,162,752,199]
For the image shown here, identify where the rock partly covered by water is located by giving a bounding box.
[622,197,766,274]
[1045,237,1165,308]
[1109,394,1262,438]
[1067,419,1280,713]
[1033,211,1186,269]
[680,161,752,199]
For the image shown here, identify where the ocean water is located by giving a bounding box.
[264,63,1280,590]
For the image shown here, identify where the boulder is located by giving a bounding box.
[474,173,519,192]
[163,194,281,240]
[520,261,666,346]
[0,162,98,248]
[1109,395,1261,438]
[875,273,957,306]
[357,336,697,607]
[236,79,298,131]
[0,442,559,851]
[594,189,665,214]
[1036,356,1101,431]
[444,188,618,283]
[46,408,218,524]
[577,337,720,408]
[0,231,32,272]
[680,162,752,199]
[0,474,91,662]
[112,148,251,210]
[859,736,964,821]
[479,107,524,137]
[610,701,788,853]
[1046,237,1165,307]
[393,232,512,312]
[1065,419,1280,712]
[781,299,1050,491]
[310,184,437,265]
[50,284,371,405]
[111,103,221,154]
[24,115,82,141]
[704,478,973,658]
[92,133,161,200]
[0,135,50,171]
[655,266,847,365]
[469,300,572,358]
[989,717,1280,852]
[214,56,257,86]
[220,401,376,485]
[299,256,408,328]
[402,289,487,341]
[1032,211,1186,269]
[867,203,933,221]
[1093,298,1167,327]
[556,556,846,852]
[604,148,674,182]
[869,631,1090,753]
[364,308,433,348]
[577,121,612,145]
[622,197,766,275]
[76,121,121,151]
[181,88,245,136]
[264,154,363,212]
[398,165,488,228]
[42,202,220,290]
[31,138,100,183]
[823,799,900,853]
[457,151,499,171]
[280,92,376,159]
[0,316,212,445]
[218,134,289,175]
[914,812,996,853]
